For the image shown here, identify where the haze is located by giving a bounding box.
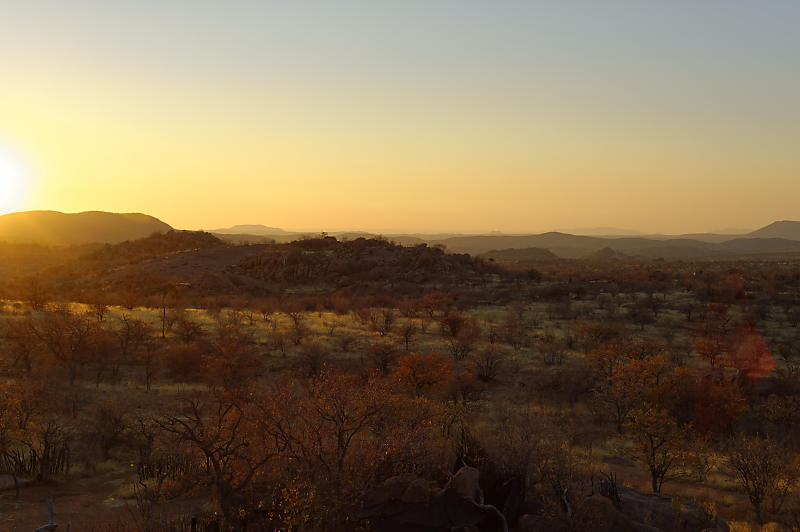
[1,1,798,233]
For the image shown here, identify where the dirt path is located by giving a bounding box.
[0,471,136,531]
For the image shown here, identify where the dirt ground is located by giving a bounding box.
[0,471,135,531]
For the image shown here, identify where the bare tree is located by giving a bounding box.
[28,308,96,385]
[156,392,278,521]
[727,433,800,524]
[395,320,418,351]
[471,346,506,382]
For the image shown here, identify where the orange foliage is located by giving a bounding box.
[391,352,453,397]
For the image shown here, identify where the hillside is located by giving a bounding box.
[747,220,800,240]
[0,210,172,245]
[82,230,228,266]
[28,236,503,303]
[480,247,558,262]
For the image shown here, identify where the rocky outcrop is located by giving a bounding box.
[358,467,508,532]
[359,468,728,532]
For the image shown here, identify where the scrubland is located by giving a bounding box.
[1,235,799,530]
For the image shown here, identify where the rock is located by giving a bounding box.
[573,494,641,532]
[367,474,420,505]
[452,465,482,502]
[358,467,508,532]
[402,477,438,504]
[514,513,570,532]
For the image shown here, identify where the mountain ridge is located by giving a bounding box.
[0,210,172,245]
[3,210,799,258]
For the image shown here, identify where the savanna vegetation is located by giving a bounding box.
[1,232,800,531]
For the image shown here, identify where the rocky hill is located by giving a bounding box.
[29,235,502,303]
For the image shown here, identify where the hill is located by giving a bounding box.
[28,236,502,303]
[427,229,800,259]
[0,210,172,245]
[747,220,800,240]
[479,247,558,262]
[584,247,631,261]
[82,230,227,266]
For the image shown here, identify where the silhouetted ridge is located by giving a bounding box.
[0,210,172,244]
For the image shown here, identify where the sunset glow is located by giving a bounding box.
[0,144,30,214]
[0,1,798,232]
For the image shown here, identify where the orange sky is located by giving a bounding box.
[1,2,798,233]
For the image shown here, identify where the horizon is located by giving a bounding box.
[1,2,799,233]
[1,207,791,237]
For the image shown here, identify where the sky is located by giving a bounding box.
[0,1,798,234]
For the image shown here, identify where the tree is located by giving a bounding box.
[297,341,330,377]
[395,320,418,351]
[114,315,150,379]
[692,377,745,439]
[694,303,734,368]
[173,315,206,343]
[137,330,161,392]
[471,346,505,382]
[421,292,455,321]
[368,342,397,374]
[258,371,390,497]
[86,324,117,388]
[696,336,728,370]
[392,353,453,398]
[586,342,631,381]
[623,405,693,493]
[0,387,24,496]
[441,313,482,361]
[18,275,49,311]
[28,308,96,385]
[87,400,129,459]
[1,318,37,376]
[615,355,697,492]
[727,433,800,524]
[576,322,622,355]
[287,312,308,346]
[156,391,278,521]
[202,340,263,392]
[368,308,395,337]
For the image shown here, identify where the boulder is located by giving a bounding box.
[452,465,482,502]
[358,467,508,532]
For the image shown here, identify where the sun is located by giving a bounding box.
[0,144,31,214]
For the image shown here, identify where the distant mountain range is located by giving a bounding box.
[427,232,800,259]
[210,224,288,236]
[0,210,171,245]
[3,211,800,260]
[553,227,646,236]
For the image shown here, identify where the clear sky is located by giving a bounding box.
[1,1,798,233]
